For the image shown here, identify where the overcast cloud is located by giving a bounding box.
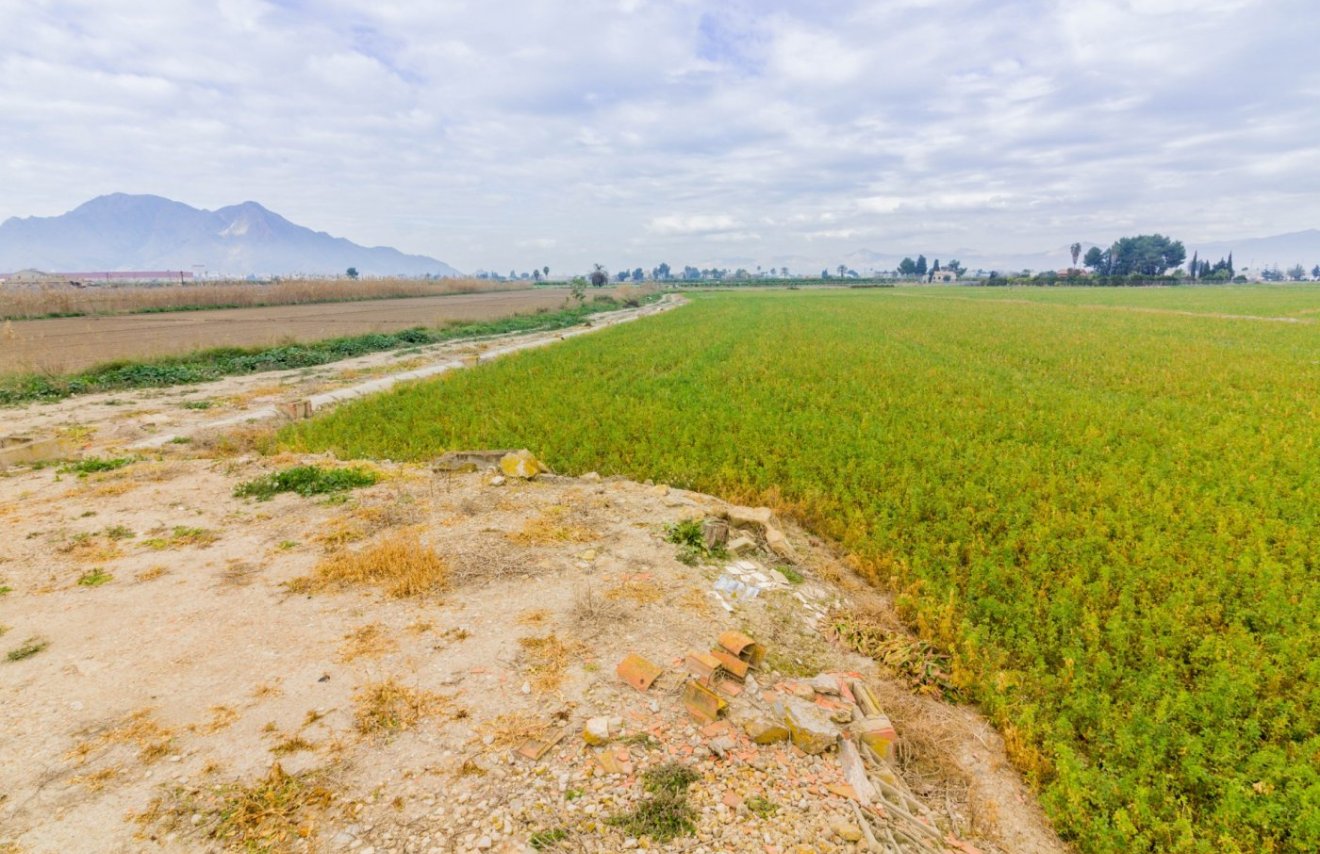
[3,0,1318,273]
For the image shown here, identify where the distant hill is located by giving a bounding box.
[0,194,461,277]
[1188,230,1320,272]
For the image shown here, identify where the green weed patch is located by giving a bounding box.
[235,465,378,501]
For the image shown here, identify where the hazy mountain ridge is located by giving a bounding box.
[0,194,461,277]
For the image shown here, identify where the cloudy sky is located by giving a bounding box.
[3,0,1319,273]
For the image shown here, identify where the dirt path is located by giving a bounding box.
[0,288,580,375]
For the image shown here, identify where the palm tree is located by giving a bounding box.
[1070,242,1082,270]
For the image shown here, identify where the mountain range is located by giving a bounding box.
[0,194,460,277]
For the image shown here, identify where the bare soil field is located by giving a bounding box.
[0,318,1065,854]
[0,288,576,375]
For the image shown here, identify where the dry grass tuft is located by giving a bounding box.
[190,424,280,458]
[517,633,586,693]
[58,533,122,563]
[136,762,336,852]
[605,574,663,605]
[571,585,628,627]
[353,679,454,736]
[270,734,316,756]
[135,565,169,583]
[476,711,550,750]
[70,766,122,792]
[68,709,175,766]
[518,608,552,626]
[507,506,596,546]
[338,623,399,662]
[252,682,283,700]
[190,705,240,735]
[290,529,448,598]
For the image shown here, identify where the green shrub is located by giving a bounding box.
[235,465,379,501]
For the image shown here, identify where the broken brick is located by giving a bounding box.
[709,649,750,680]
[682,679,727,724]
[616,653,663,692]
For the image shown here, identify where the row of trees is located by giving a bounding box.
[895,256,966,280]
[1082,234,1186,277]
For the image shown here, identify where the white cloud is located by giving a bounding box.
[0,0,1317,273]
[648,214,743,236]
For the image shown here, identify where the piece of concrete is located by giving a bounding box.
[499,449,544,479]
[0,435,74,467]
[725,505,774,527]
[432,450,512,473]
[727,535,757,555]
[743,718,790,745]
[839,739,876,806]
[774,696,839,755]
[854,714,898,760]
[764,525,797,560]
[810,674,841,696]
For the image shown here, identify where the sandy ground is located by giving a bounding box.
[0,317,1068,854]
[0,288,588,374]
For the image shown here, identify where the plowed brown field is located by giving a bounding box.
[0,288,572,374]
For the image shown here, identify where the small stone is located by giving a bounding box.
[475,836,492,850]
[727,536,757,555]
[831,820,863,843]
[581,472,602,482]
[830,707,854,725]
[708,736,735,758]
[583,717,611,746]
[488,475,506,486]
[810,674,840,696]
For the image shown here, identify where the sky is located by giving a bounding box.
[3,0,1319,274]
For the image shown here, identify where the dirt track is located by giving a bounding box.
[0,288,575,374]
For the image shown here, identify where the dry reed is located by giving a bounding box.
[0,277,520,320]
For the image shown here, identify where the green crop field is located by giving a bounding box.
[284,288,1320,852]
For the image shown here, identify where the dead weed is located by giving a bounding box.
[290,529,448,598]
[518,633,586,693]
[68,709,175,766]
[338,623,398,662]
[136,762,335,852]
[353,679,455,736]
[507,506,596,546]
